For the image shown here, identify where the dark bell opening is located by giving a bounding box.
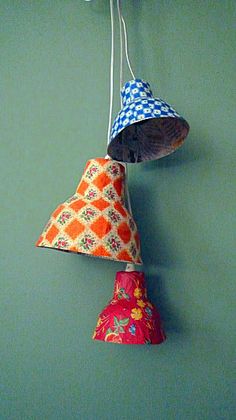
[108,117,189,163]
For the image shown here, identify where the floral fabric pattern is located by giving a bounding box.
[80,208,96,222]
[107,209,121,224]
[36,158,142,264]
[79,234,96,251]
[85,189,97,200]
[107,163,120,177]
[137,299,145,308]
[65,195,77,203]
[129,218,136,231]
[134,287,142,299]
[54,237,68,249]
[131,308,143,320]
[93,271,166,345]
[104,187,116,201]
[85,164,99,179]
[106,235,121,253]
[58,211,71,225]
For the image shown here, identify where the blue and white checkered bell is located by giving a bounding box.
[107,79,190,163]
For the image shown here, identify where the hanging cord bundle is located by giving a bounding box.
[115,0,140,164]
[107,0,135,139]
[117,0,135,92]
[107,0,137,270]
[117,0,138,270]
[117,0,140,223]
[107,0,115,146]
[117,0,134,215]
[89,1,166,345]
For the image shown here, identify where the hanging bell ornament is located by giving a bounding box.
[107,79,190,163]
[36,158,142,265]
[93,270,166,345]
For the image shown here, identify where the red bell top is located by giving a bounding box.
[93,270,166,345]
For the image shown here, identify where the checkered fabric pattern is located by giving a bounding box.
[121,79,154,104]
[111,79,180,141]
[36,158,142,265]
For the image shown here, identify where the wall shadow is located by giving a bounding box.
[130,183,186,336]
[130,184,174,268]
[146,274,185,335]
[140,131,212,172]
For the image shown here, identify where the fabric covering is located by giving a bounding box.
[93,270,166,345]
[107,79,189,162]
[36,158,142,264]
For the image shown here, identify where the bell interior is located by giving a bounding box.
[108,117,189,163]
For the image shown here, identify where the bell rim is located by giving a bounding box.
[108,116,190,163]
[35,243,143,265]
[92,336,166,345]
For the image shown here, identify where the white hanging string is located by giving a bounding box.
[119,4,139,165]
[117,0,123,106]
[117,0,135,83]
[107,0,135,217]
[124,164,133,215]
[107,0,115,146]
[108,0,136,270]
[107,0,135,146]
[116,0,134,218]
[121,14,135,79]
[120,12,136,272]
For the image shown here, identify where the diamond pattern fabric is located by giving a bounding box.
[36,158,142,264]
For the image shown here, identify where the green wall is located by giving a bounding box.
[1,1,235,419]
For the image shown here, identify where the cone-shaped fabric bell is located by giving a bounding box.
[107,79,190,163]
[93,270,166,345]
[36,158,142,264]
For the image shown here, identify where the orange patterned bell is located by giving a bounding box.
[36,158,142,264]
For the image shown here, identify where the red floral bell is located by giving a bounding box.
[93,270,166,345]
